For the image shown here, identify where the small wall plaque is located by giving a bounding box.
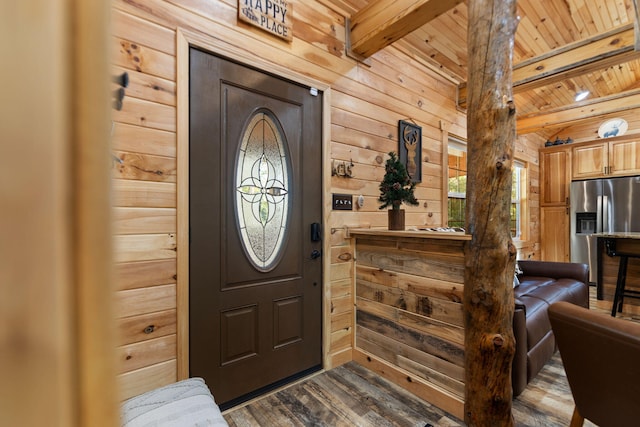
[238,0,293,42]
[398,120,422,183]
[332,194,353,211]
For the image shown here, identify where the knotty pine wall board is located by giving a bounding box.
[111,122,176,157]
[117,334,177,374]
[118,359,177,401]
[113,179,176,208]
[116,309,177,347]
[113,207,177,236]
[115,258,176,291]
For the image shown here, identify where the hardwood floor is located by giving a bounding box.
[223,352,598,426]
[223,288,618,426]
[223,360,462,426]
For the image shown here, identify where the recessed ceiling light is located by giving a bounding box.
[575,91,590,102]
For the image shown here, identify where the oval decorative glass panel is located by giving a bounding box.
[235,109,291,272]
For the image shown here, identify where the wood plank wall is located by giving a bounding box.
[111,0,541,399]
[353,234,467,418]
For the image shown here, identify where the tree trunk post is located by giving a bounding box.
[464,1,519,426]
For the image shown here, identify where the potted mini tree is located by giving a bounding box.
[378,151,419,230]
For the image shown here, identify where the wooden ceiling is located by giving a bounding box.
[322,0,640,141]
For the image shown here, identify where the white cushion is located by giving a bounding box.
[121,377,227,427]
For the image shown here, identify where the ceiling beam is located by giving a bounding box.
[516,88,640,134]
[634,0,640,49]
[457,24,640,109]
[348,0,462,59]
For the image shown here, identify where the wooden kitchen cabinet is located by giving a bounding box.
[540,137,640,262]
[539,146,571,261]
[572,139,640,179]
[540,206,569,262]
[609,139,640,176]
[540,147,571,206]
[572,143,607,179]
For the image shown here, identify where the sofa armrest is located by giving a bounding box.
[512,306,528,396]
[517,260,589,285]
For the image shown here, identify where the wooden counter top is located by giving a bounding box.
[591,232,640,240]
[348,227,472,241]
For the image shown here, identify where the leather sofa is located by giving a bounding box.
[512,260,589,397]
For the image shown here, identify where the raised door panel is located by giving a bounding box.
[609,140,640,176]
[572,143,608,179]
[540,148,570,206]
[541,206,569,262]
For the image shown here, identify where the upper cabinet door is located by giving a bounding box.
[572,143,608,180]
[609,140,640,177]
[541,147,571,206]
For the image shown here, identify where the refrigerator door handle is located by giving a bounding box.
[603,195,609,233]
[596,195,602,233]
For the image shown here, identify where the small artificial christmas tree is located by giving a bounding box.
[378,151,419,211]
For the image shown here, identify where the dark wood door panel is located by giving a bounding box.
[189,48,323,406]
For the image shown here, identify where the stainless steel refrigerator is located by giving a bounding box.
[570,176,640,283]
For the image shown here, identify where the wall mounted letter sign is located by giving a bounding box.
[238,0,293,42]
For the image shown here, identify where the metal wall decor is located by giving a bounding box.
[331,159,353,177]
[398,119,422,183]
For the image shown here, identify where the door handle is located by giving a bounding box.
[310,223,321,242]
[603,195,609,232]
[310,249,321,260]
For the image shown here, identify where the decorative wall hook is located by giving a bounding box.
[112,71,129,110]
[113,87,126,111]
[332,159,354,177]
[113,71,129,88]
[112,153,124,165]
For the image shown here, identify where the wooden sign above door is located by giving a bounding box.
[238,0,293,42]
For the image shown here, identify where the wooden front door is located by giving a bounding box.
[189,48,323,407]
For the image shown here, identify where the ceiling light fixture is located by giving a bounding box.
[575,90,590,102]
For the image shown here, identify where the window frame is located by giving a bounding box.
[446,138,529,242]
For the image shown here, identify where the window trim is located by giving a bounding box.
[511,159,529,242]
[445,138,529,242]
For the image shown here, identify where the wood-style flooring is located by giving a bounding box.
[223,288,619,426]
[223,352,596,427]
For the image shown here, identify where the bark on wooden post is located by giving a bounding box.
[464,1,519,426]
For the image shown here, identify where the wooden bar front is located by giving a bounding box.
[350,229,470,420]
[596,233,640,316]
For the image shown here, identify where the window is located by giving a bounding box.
[447,139,467,229]
[447,139,527,239]
[511,160,526,239]
[235,109,291,272]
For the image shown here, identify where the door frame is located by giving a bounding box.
[176,28,331,380]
